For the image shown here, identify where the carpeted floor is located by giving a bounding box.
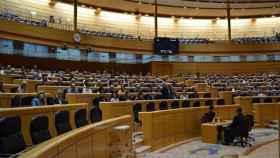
[144,128,278,158]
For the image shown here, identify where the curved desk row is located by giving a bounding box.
[139,105,239,150]
[0,103,89,145]
[100,98,225,120]
[18,115,132,158]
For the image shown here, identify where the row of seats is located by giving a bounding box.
[0,11,47,27]
[233,35,280,44]
[132,99,225,122]
[0,108,102,157]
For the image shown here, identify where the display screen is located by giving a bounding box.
[154,37,179,55]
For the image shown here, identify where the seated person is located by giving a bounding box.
[201,105,216,123]
[65,81,81,93]
[53,89,68,104]
[134,91,145,100]
[110,91,119,102]
[119,91,130,101]
[17,81,27,93]
[223,107,246,145]
[0,81,4,93]
[82,80,92,93]
[31,92,47,106]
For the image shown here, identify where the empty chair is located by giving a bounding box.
[30,116,51,144]
[90,107,102,123]
[181,100,190,108]
[205,100,213,106]
[0,116,26,156]
[11,95,22,107]
[21,96,34,106]
[263,97,273,103]
[133,103,142,122]
[171,101,180,109]
[146,102,155,112]
[159,101,168,110]
[217,99,225,105]
[252,98,261,103]
[75,109,88,128]
[203,93,211,98]
[193,100,200,107]
[55,111,72,135]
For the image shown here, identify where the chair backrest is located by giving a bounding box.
[193,100,200,107]
[246,114,254,131]
[75,109,88,128]
[217,99,225,105]
[238,115,250,137]
[252,98,261,103]
[171,101,179,109]
[204,93,211,98]
[205,100,213,106]
[263,97,273,103]
[30,116,51,144]
[159,101,168,110]
[133,103,142,122]
[46,97,55,105]
[11,95,22,107]
[0,116,26,155]
[55,111,72,135]
[146,102,155,112]
[21,96,35,106]
[90,107,102,123]
[182,100,190,108]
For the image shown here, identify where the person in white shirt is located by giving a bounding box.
[82,80,92,93]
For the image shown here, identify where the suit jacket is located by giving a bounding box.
[230,113,246,130]
[53,98,68,105]
[201,111,216,123]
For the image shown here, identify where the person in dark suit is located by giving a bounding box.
[53,89,68,104]
[201,105,216,123]
[64,81,81,93]
[161,83,174,99]
[0,81,4,93]
[223,107,246,145]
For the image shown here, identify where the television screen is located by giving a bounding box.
[154,37,179,55]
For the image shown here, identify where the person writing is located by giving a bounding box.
[201,105,216,123]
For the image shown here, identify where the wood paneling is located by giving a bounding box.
[150,61,280,75]
[254,103,280,127]
[3,20,280,54]
[0,54,148,73]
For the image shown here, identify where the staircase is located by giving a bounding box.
[133,131,152,158]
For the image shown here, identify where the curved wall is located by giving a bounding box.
[2,0,280,39]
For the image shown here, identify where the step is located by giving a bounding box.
[266,124,278,130]
[269,120,279,124]
[133,137,144,148]
[135,145,152,158]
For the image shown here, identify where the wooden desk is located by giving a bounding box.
[0,93,51,108]
[0,103,89,145]
[139,105,238,150]
[18,115,132,158]
[3,83,19,92]
[201,121,231,144]
[13,79,42,93]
